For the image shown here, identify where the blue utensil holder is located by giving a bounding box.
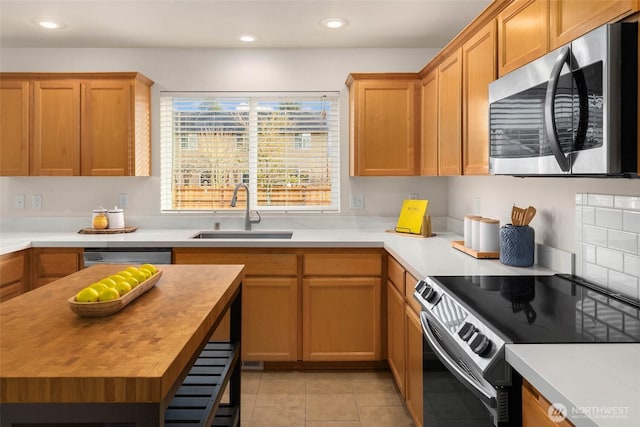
[499,224,534,267]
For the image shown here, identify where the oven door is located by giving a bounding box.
[420,311,516,427]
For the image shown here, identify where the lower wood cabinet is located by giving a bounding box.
[0,249,29,302]
[30,247,83,290]
[243,277,298,361]
[523,379,575,427]
[405,305,424,427]
[303,277,382,361]
[387,279,406,396]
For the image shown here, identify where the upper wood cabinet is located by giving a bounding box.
[420,70,438,176]
[0,72,153,176]
[498,0,550,76]
[437,48,463,176]
[550,0,638,49]
[346,73,420,176]
[498,0,638,76]
[0,80,30,176]
[462,20,497,175]
[32,80,81,175]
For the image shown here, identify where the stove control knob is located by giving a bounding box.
[470,334,492,357]
[415,280,427,293]
[458,322,476,341]
[421,285,437,303]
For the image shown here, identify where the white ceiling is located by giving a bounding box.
[0,0,492,49]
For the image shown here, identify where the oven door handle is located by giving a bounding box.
[420,311,497,408]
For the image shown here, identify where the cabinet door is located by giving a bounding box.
[0,250,29,302]
[349,76,419,176]
[523,380,575,426]
[420,71,438,176]
[498,0,549,76]
[303,277,382,361]
[243,277,298,361]
[0,80,30,176]
[437,49,463,176]
[81,80,132,176]
[387,280,406,397]
[32,80,81,176]
[31,248,83,289]
[463,20,496,175]
[405,306,424,427]
[550,0,637,49]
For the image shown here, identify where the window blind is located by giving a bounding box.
[160,92,340,212]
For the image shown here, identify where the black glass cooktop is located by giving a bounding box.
[429,274,640,344]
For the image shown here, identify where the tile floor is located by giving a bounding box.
[237,369,415,427]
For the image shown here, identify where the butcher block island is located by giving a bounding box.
[0,264,244,427]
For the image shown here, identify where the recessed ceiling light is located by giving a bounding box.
[321,18,348,29]
[237,34,257,43]
[31,18,65,30]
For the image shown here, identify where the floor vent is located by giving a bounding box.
[241,360,264,370]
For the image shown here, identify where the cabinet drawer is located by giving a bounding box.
[173,249,298,276]
[387,256,405,293]
[303,252,382,276]
[405,271,421,315]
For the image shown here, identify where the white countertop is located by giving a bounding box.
[507,344,640,427]
[1,221,637,427]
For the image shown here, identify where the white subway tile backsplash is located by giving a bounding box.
[596,247,624,271]
[609,271,639,300]
[577,193,640,301]
[583,225,608,246]
[583,262,608,286]
[584,244,596,263]
[595,208,622,230]
[624,254,640,277]
[587,194,614,207]
[623,211,640,233]
[582,206,595,225]
[614,195,640,211]
[608,230,638,254]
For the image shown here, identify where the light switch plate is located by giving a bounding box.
[15,194,25,209]
[119,193,129,209]
[350,195,364,210]
[32,194,42,209]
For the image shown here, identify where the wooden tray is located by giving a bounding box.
[451,240,499,259]
[68,270,162,317]
[78,226,138,234]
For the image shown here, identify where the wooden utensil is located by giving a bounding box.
[523,206,537,226]
[511,205,526,226]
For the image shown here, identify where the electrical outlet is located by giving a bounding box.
[474,197,481,215]
[32,194,42,209]
[350,195,364,210]
[15,194,25,209]
[409,193,419,200]
[119,193,129,209]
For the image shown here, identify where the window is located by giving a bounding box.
[160,92,340,212]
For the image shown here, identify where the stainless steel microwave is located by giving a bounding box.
[489,23,637,176]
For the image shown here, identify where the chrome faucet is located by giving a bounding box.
[230,183,261,231]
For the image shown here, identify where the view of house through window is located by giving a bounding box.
[160,92,340,212]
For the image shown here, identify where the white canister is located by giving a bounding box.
[107,207,125,229]
[464,215,481,248]
[92,208,108,229]
[471,216,483,251]
[479,218,500,253]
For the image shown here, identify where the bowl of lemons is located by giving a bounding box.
[68,264,161,317]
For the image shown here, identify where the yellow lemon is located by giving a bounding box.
[98,287,120,302]
[129,270,147,284]
[117,270,133,278]
[140,263,158,274]
[113,281,132,296]
[109,274,128,283]
[98,277,117,288]
[125,276,140,289]
[76,287,99,302]
[89,282,109,294]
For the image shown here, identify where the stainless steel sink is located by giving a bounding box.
[190,230,293,239]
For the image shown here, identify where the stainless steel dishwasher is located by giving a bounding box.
[83,248,172,267]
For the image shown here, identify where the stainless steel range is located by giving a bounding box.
[414,274,640,426]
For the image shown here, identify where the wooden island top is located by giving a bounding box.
[0,263,244,407]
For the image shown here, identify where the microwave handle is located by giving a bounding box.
[544,46,571,172]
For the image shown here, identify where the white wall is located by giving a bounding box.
[448,176,640,253]
[0,47,449,221]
